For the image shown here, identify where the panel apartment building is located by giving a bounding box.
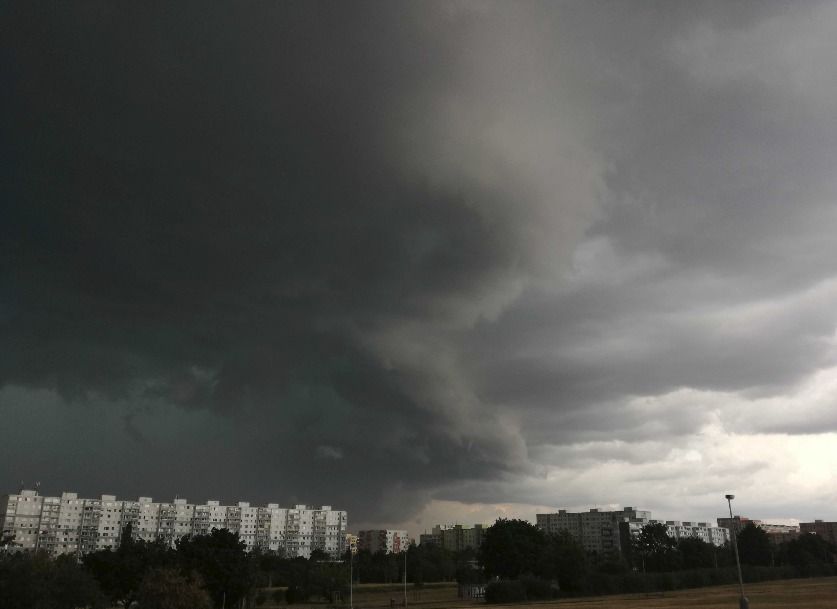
[0,489,347,559]
[717,516,800,544]
[800,520,837,546]
[357,529,410,554]
[537,507,730,558]
[418,524,489,552]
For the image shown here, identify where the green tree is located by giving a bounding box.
[780,534,836,568]
[84,523,172,608]
[1,533,18,552]
[136,568,212,609]
[176,529,255,609]
[678,537,716,569]
[736,522,771,566]
[634,523,679,572]
[254,548,286,588]
[0,551,107,609]
[412,543,456,583]
[541,531,587,591]
[479,519,546,579]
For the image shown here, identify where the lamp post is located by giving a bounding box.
[725,494,749,609]
[403,547,408,607]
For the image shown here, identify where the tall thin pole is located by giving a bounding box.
[403,548,407,607]
[726,495,749,609]
[349,552,353,609]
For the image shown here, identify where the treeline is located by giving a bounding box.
[0,525,478,609]
[2,519,836,608]
[479,519,837,603]
[1,527,249,609]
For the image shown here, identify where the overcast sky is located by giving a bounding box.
[3,1,837,535]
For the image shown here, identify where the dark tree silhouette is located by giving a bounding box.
[678,537,716,569]
[175,528,255,608]
[136,567,212,609]
[0,551,106,609]
[84,523,172,608]
[736,522,771,566]
[780,533,836,568]
[479,519,546,579]
[634,523,679,572]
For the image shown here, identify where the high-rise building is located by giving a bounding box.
[537,507,652,555]
[537,507,730,558]
[800,520,837,546]
[0,489,347,559]
[357,529,410,554]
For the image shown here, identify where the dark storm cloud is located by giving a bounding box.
[3,1,837,525]
[1,1,562,521]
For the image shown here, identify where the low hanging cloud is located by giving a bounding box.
[316,445,344,461]
[2,1,837,531]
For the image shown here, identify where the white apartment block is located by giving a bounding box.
[620,519,730,547]
[665,521,730,546]
[1,489,347,559]
[537,507,730,557]
[357,529,410,554]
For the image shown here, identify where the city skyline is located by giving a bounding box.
[3,2,837,538]
[0,484,815,540]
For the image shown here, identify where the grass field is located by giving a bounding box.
[494,577,837,608]
[260,577,837,609]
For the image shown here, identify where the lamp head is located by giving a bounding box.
[725,494,735,500]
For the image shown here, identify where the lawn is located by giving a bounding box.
[260,577,837,609]
[471,577,837,609]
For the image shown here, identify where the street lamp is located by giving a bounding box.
[725,494,749,609]
[403,547,408,608]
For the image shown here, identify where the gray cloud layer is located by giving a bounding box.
[3,1,837,527]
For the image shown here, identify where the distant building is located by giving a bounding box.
[357,529,410,554]
[537,507,651,556]
[537,507,730,558]
[419,524,489,551]
[800,520,837,546]
[716,516,761,532]
[0,489,347,559]
[717,516,799,545]
[345,533,358,554]
[419,531,438,546]
[652,521,730,546]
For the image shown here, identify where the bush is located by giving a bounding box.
[285,584,301,604]
[485,580,526,603]
[519,575,557,600]
[136,568,211,609]
[620,571,648,594]
[273,588,285,604]
[678,569,710,589]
